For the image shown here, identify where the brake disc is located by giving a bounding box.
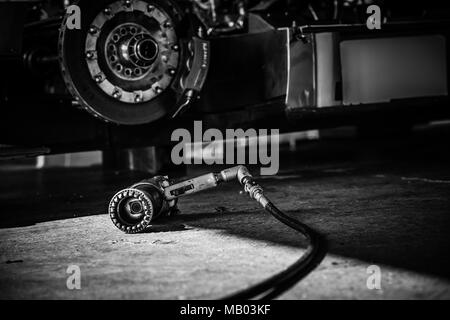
[59,0,189,125]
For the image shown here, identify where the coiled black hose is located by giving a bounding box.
[223,197,326,300]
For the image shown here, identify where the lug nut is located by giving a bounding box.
[104,7,111,15]
[147,5,155,12]
[164,21,172,28]
[85,51,95,60]
[124,0,131,7]
[135,95,142,102]
[172,44,179,51]
[168,69,176,76]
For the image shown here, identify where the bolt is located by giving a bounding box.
[85,51,95,60]
[94,74,103,83]
[88,26,98,34]
[147,5,155,12]
[161,55,168,63]
[168,68,176,76]
[135,95,142,102]
[155,87,162,94]
[172,44,179,51]
[104,7,111,15]
[164,21,172,28]
[124,0,131,8]
[112,89,121,99]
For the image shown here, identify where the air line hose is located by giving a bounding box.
[222,174,326,300]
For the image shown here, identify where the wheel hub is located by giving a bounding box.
[106,23,160,80]
[85,0,180,104]
[135,36,159,62]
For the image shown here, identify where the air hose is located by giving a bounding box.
[222,172,325,300]
[109,165,326,299]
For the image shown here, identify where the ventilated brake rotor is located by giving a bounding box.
[59,0,186,125]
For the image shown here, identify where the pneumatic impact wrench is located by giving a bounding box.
[109,165,266,233]
[108,165,324,299]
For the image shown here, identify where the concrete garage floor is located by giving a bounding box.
[1,125,450,299]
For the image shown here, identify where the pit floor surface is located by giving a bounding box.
[1,126,450,299]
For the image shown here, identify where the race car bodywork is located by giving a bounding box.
[0,0,449,155]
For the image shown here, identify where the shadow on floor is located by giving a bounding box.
[1,126,450,282]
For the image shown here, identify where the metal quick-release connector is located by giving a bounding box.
[241,176,269,208]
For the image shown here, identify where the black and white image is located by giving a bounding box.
[0,0,450,306]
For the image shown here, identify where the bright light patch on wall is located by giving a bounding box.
[37,151,102,169]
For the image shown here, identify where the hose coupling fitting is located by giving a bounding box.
[241,176,269,208]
